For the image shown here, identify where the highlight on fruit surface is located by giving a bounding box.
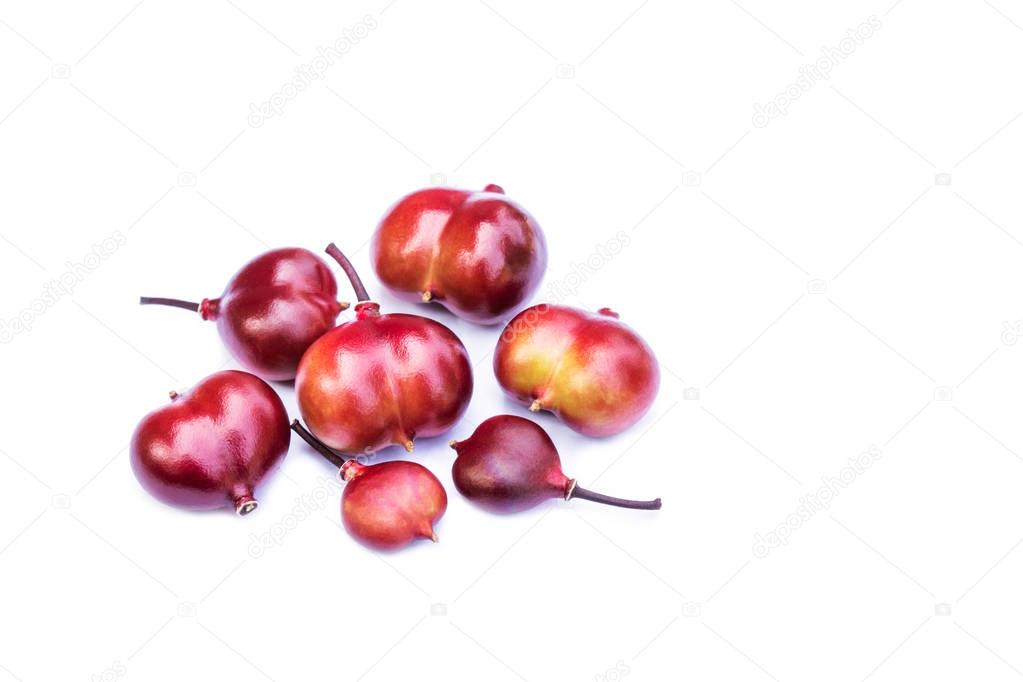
[370,184,547,325]
[291,420,446,550]
[140,247,349,381]
[296,243,473,455]
[450,415,661,514]
[494,304,660,437]
[130,370,291,516]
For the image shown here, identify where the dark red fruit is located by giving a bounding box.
[450,415,661,513]
[291,421,446,550]
[371,184,547,324]
[296,243,473,454]
[494,304,659,436]
[130,370,290,515]
[141,247,348,381]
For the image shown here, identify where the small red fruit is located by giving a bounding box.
[371,184,547,324]
[296,244,473,454]
[130,370,290,515]
[450,415,661,513]
[291,421,446,550]
[141,247,348,380]
[494,304,659,436]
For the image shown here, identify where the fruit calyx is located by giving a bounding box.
[340,459,366,482]
[354,301,381,320]
[564,479,661,510]
[233,493,259,516]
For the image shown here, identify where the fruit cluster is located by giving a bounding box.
[132,185,661,550]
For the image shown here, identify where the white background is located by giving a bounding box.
[2,1,1023,680]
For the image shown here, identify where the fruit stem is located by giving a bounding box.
[325,243,370,302]
[290,419,347,468]
[568,481,661,510]
[139,296,201,312]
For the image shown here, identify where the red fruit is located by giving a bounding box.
[450,415,660,513]
[141,247,348,381]
[371,184,547,324]
[494,304,659,437]
[296,243,473,454]
[130,370,290,515]
[292,421,446,550]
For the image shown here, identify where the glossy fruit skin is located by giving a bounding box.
[341,460,447,550]
[371,185,547,325]
[494,304,659,437]
[201,248,344,381]
[130,370,290,515]
[451,415,570,513]
[296,301,473,454]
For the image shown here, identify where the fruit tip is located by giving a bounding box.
[168,390,179,401]
[422,290,432,303]
[235,499,258,516]
[404,440,415,453]
[529,399,542,412]
[338,300,351,311]
[430,530,438,543]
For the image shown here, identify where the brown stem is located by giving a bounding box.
[139,296,201,311]
[325,243,370,302]
[290,420,347,468]
[568,483,661,510]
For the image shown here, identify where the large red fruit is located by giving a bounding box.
[494,304,659,437]
[371,184,547,324]
[141,247,348,380]
[130,370,290,515]
[296,244,473,454]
